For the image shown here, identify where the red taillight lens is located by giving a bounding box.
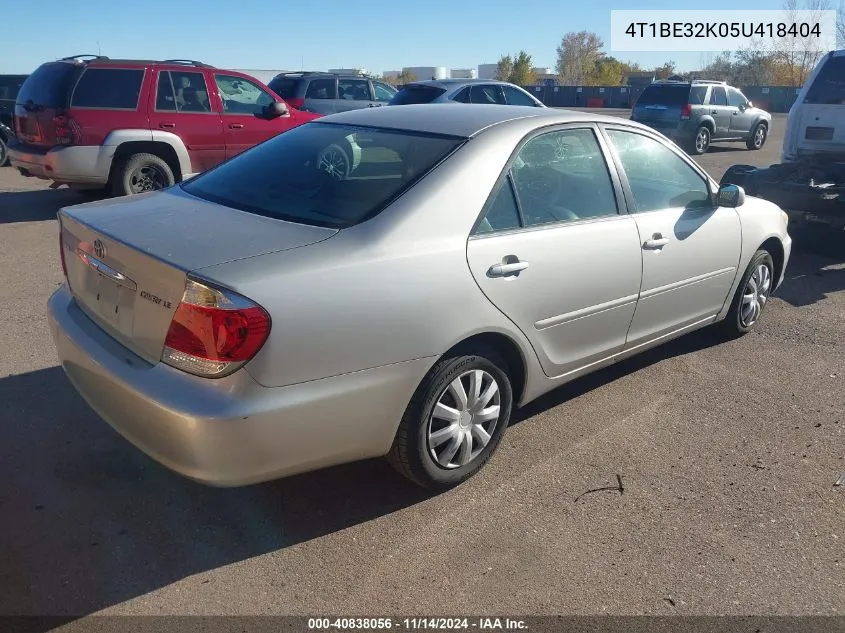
[54,115,80,145]
[680,104,692,120]
[287,97,305,109]
[161,279,271,378]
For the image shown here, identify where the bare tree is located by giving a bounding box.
[838,0,845,47]
[555,31,604,85]
[772,0,831,86]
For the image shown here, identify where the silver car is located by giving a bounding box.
[388,79,545,108]
[48,104,792,490]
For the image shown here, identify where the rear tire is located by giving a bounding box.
[720,249,774,337]
[111,153,175,197]
[0,136,8,167]
[689,126,711,155]
[746,123,767,150]
[387,348,513,490]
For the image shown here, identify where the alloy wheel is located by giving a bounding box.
[740,262,772,328]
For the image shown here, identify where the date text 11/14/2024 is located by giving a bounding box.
[307,618,529,630]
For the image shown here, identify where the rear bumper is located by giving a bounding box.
[48,285,432,486]
[8,142,112,185]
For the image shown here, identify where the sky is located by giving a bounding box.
[0,0,809,76]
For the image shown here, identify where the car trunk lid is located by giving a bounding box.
[13,62,81,148]
[59,186,337,364]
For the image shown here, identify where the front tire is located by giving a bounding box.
[721,249,774,336]
[111,153,175,197]
[387,348,513,490]
[689,126,711,155]
[0,136,8,166]
[746,123,767,150]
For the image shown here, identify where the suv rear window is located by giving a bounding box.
[805,56,845,105]
[636,85,691,106]
[16,63,79,107]
[182,122,465,229]
[267,76,300,99]
[71,68,145,109]
[389,85,447,105]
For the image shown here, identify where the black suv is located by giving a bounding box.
[0,74,28,165]
[267,72,398,115]
[631,79,772,155]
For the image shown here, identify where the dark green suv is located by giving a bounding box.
[632,80,772,155]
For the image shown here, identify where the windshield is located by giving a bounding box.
[636,85,690,106]
[389,85,447,105]
[804,56,845,105]
[182,123,465,229]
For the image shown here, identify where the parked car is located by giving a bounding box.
[0,74,27,165]
[48,104,791,491]
[722,49,845,231]
[388,79,546,108]
[8,55,320,196]
[267,71,398,115]
[631,79,771,155]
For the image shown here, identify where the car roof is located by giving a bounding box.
[317,103,639,138]
[405,78,519,89]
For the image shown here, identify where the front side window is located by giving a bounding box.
[215,74,274,115]
[372,81,397,102]
[605,129,711,213]
[156,70,211,112]
[182,123,465,228]
[338,79,371,101]
[71,68,144,109]
[502,86,538,106]
[727,88,747,107]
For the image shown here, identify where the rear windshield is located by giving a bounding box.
[636,85,690,106]
[0,76,27,101]
[16,63,80,107]
[182,123,465,229]
[389,85,447,105]
[805,56,845,105]
[267,76,300,99]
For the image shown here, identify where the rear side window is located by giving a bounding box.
[16,63,79,107]
[267,76,300,99]
[71,68,144,109]
[727,88,747,107]
[689,86,708,104]
[805,56,845,104]
[389,85,447,105]
[709,86,728,106]
[182,122,465,229]
[452,87,471,103]
[636,85,690,106]
[156,70,211,112]
[305,78,337,99]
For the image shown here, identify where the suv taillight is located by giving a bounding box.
[54,115,80,145]
[680,104,692,120]
[287,97,305,109]
[161,279,271,378]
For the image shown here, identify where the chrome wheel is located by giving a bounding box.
[317,146,349,180]
[740,262,772,328]
[129,164,168,193]
[753,125,766,148]
[427,369,501,469]
[695,128,710,153]
[0,138,7,166]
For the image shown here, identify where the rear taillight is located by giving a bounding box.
[680,104,692,120]
[53,114,80,145]
[161,279,271,378]
[287,97,305,109]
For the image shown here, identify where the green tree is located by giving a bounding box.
[382,70,417,86]
[495,55,514,82]
[587,56,627,86]
[555,31,604,85]
[510,50,536,85]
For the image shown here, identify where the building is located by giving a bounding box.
[382,70,402,80]
[477,63,498,79]
[328,68,368,76]
[450,68,477,79]
[403,66,448,81]
[233,69,291,84]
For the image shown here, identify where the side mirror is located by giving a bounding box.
[717,183,745,208]
[264,102,289,118]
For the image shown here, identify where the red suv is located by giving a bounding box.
[9,56,321,196]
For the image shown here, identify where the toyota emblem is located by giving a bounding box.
[93,239,107,259]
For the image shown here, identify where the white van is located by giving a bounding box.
[782,49,845,162]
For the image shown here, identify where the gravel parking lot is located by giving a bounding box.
[1,111,843,621]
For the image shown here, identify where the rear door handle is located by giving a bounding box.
[159,122,176,129]
[488,261,529,277]
[229,123,244,129]
[711,110,718,115]
[643,233,670,249]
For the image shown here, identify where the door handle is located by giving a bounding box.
[711,110,718,115]
[159,122,176,128]
[643,233,669,249]
[488,260,529,277]
[229,123,244,129]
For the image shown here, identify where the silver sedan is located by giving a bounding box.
[48,104,792,490]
